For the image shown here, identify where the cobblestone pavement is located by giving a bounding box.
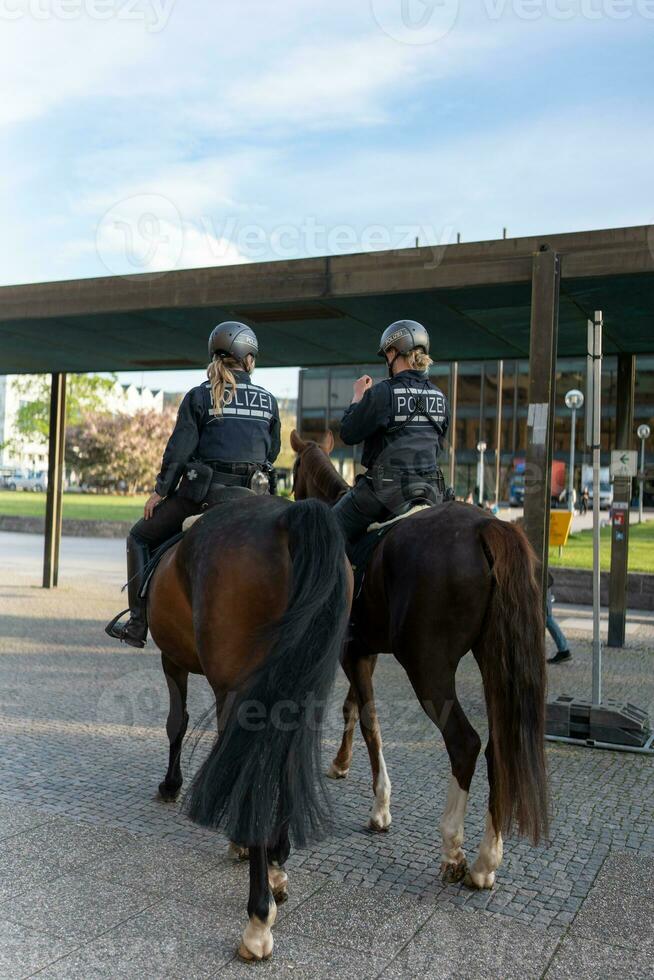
[1,539,653,978]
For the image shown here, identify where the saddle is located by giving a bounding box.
[140,485,254,600]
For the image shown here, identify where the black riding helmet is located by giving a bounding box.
[208,321,259,362]
[377,320,430,358]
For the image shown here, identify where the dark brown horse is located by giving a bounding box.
[146,492,350,961]
[291,429,549,890]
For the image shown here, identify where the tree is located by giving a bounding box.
[9,373,118,454]
[67,408,176,493]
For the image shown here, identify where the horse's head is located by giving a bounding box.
[290,429,336,501]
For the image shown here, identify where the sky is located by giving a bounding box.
[1,0,653,398]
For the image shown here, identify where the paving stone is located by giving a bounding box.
[0,871,161,941]
[1,569,654,977]
[86,835,225,897]
[0,919,78,979]
[281,881,433,955]
[0,801,53,841]
[380,907,560,979]
[34,897,242,979]
[544,935,651,979]
[219,928,389,978]
[570,851,654,952]
[161,861,326,921]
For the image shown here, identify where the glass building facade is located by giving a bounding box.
[297,356,654,503]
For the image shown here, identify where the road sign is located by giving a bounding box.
[610,450,638,479]
[549,510,573,548]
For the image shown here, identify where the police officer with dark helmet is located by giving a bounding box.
[333,320,449,555]
[106,321,281,648]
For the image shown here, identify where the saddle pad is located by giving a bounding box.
[367,502,431,533]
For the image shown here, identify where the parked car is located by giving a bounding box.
[588,481,613,510]
[2,469,48,492]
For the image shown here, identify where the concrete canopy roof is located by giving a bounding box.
[1,224,653,374]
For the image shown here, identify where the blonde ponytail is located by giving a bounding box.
[207,355,252,415]
[407,349,433,373]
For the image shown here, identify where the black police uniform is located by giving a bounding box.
[132,370,280,547]
[333,369,449,554]
[108,370,280,646]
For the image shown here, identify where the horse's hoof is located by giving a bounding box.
[228,842,250,861]
[463,870,495,890]
[326,763,349,779]
[237,942,272,963]
[157,781,181,802]
[441,859,468,884]
[368,817,391,833]
[272,886,288,905]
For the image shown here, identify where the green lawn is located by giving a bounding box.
[549,520,654,573]
[0,490,148,523]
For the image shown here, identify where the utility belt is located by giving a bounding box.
[177,459,272,503]
[366,465,453,510]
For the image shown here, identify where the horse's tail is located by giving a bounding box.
[186,498,349,847]
[477,519,549,845]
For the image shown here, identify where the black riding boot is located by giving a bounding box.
[105,535,150,648]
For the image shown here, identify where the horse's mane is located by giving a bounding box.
[303,443,350,502]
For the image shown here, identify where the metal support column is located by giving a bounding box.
[524,248,560,607]
[494,359,504,506]
[43,373,67,589]
[448,361,458,490]
[608,354,635,647]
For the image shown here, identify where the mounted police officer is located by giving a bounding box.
[333,320,449,556]
[106,321,281,648]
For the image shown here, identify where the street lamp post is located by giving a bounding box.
[637,423,651,523]
[477,441,487,507]
[565,389,584,513]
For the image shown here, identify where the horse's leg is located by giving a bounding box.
[158,653,189,802]
[267,822,290,904]
[464,737,504,890]
[342,646,391,832]
[327,683,359,779]
[402,654,481,882]
[239,844,276,962]
[464,645,504,890]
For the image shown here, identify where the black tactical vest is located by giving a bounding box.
[196,376,277,463]
[364,373,448,475]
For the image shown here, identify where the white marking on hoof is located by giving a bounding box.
[227,842,249,861]
[369,755,392,831]
[239,902,276,961]
[268,865,288,903]
[464,869,496,890]
[440,775,469,878]
[467,811,503,890]
[327,761,349,779]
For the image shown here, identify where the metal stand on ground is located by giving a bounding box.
[545,312,654,754]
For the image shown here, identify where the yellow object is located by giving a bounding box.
[549,510,573,548]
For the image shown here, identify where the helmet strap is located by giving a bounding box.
[386,350,401,379]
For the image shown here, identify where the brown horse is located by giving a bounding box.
[146,491,350,961]
[291,429,549,890]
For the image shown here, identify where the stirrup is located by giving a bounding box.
[105,609,147,648]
